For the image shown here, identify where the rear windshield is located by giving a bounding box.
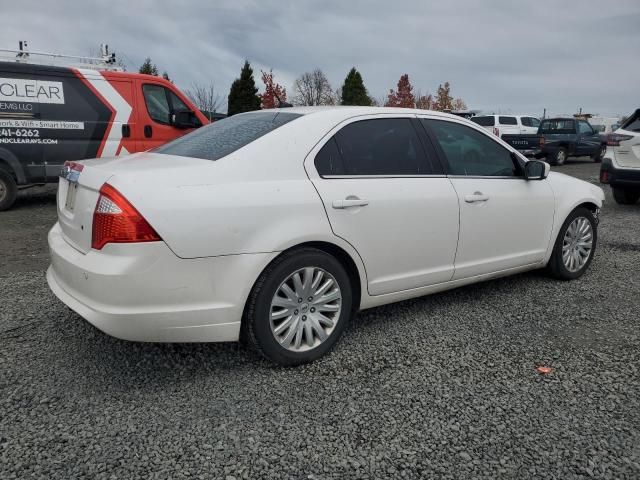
[621,110,640,132]
[539,119,575,134]
[470,116,495,127]
[154,111,302,160]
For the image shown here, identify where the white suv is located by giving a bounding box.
[471,115,541,137]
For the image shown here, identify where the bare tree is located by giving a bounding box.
[185,82,222,120]
[293,69,336,106]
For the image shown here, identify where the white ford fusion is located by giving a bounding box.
[47,107,605,365]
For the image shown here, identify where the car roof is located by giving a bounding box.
[251,106,473,122]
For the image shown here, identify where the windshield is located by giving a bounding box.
[154,111,302,160]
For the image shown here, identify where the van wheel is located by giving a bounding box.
[549,147,567,166]
[0,169,18,211]
[546,207,597,280]
[243,247,353,366]
[613,188,640,205]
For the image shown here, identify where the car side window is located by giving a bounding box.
[578,121,594,135]
[319,118,432,176]
[521,117,531,127]
[499,116,517,125]
[315,137,346,176]
[143,84,171,124]
[530,118,540,128]
[423,119,520,177]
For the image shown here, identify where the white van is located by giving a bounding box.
[471,115,541,137]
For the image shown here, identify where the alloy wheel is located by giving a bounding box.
[562,217,593,272]
[269,267,342,352]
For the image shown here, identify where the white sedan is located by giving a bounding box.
[47,107,605,365]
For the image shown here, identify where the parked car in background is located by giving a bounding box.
[537,118,606,165]
[590,117,620,135]
[471,114,541,136]
[600,109,640,204]
[46,107,604,366]
[472,115,541,156]
[0,60,208,210]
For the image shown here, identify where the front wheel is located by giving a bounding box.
[546,207,597,280]
[612,188,640,205]
[243,248,353,366]
[0,169,18,211]
[592,145,606,163]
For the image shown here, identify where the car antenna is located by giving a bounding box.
[273,91,292,108]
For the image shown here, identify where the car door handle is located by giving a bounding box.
[332,198,369,209]
[464,192,489,203]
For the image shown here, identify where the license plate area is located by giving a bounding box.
[65,181,79,211]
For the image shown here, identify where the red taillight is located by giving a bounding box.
[606,133,633,146]
[92,184,161,250]
[539,136,545,148]
[599,170,609,184]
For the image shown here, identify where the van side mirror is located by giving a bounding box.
[171,110,197,129]
[524,160,550,180]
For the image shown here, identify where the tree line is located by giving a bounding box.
[138,58,467,116]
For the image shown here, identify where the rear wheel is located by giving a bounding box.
[613,188,640,205]
[548,147,567,166]
[243,247,353,366]
[0,168,18,211]
[546,207,597,280]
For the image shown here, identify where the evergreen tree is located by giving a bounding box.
[340,68,371,106]
[139,57,158,76]
[227,61,261,116]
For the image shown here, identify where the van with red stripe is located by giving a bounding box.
[0,61,208,210]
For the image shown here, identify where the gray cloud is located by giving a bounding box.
[1,0,638,116]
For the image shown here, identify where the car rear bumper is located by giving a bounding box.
[600,157,640,188]
[47,222,277,342]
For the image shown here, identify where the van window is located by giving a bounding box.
[498,116,517,125]
[332,118,431,176]
[143,84,171,124]
[539,119,575,134]
[471,116,495,127]
[154,111,301,161]
[521,117,540,128]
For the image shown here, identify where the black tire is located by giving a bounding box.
[612,188,640,205]
[591,145,606,163]
[548,147,567,166]
[243,247,353,366]
[0,168,18,211]
[546,207,597,280]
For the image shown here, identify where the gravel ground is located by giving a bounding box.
[1,160,639,479]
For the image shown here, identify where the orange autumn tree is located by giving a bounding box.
[260,69,287,109]
[385,74,415,108]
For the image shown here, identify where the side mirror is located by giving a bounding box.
[171,110,197,129]
[524,160,550,180]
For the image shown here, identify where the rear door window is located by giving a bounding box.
[154,111,301,160]
[423,119,520,177]
[328,118,432,176]
[498,116,517,125]
[470,116,495,127]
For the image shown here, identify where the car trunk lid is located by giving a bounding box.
[56,153,213,254]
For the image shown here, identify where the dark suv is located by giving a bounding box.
[537,118,606,165]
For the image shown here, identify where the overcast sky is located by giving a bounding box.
[2,0,638,116]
